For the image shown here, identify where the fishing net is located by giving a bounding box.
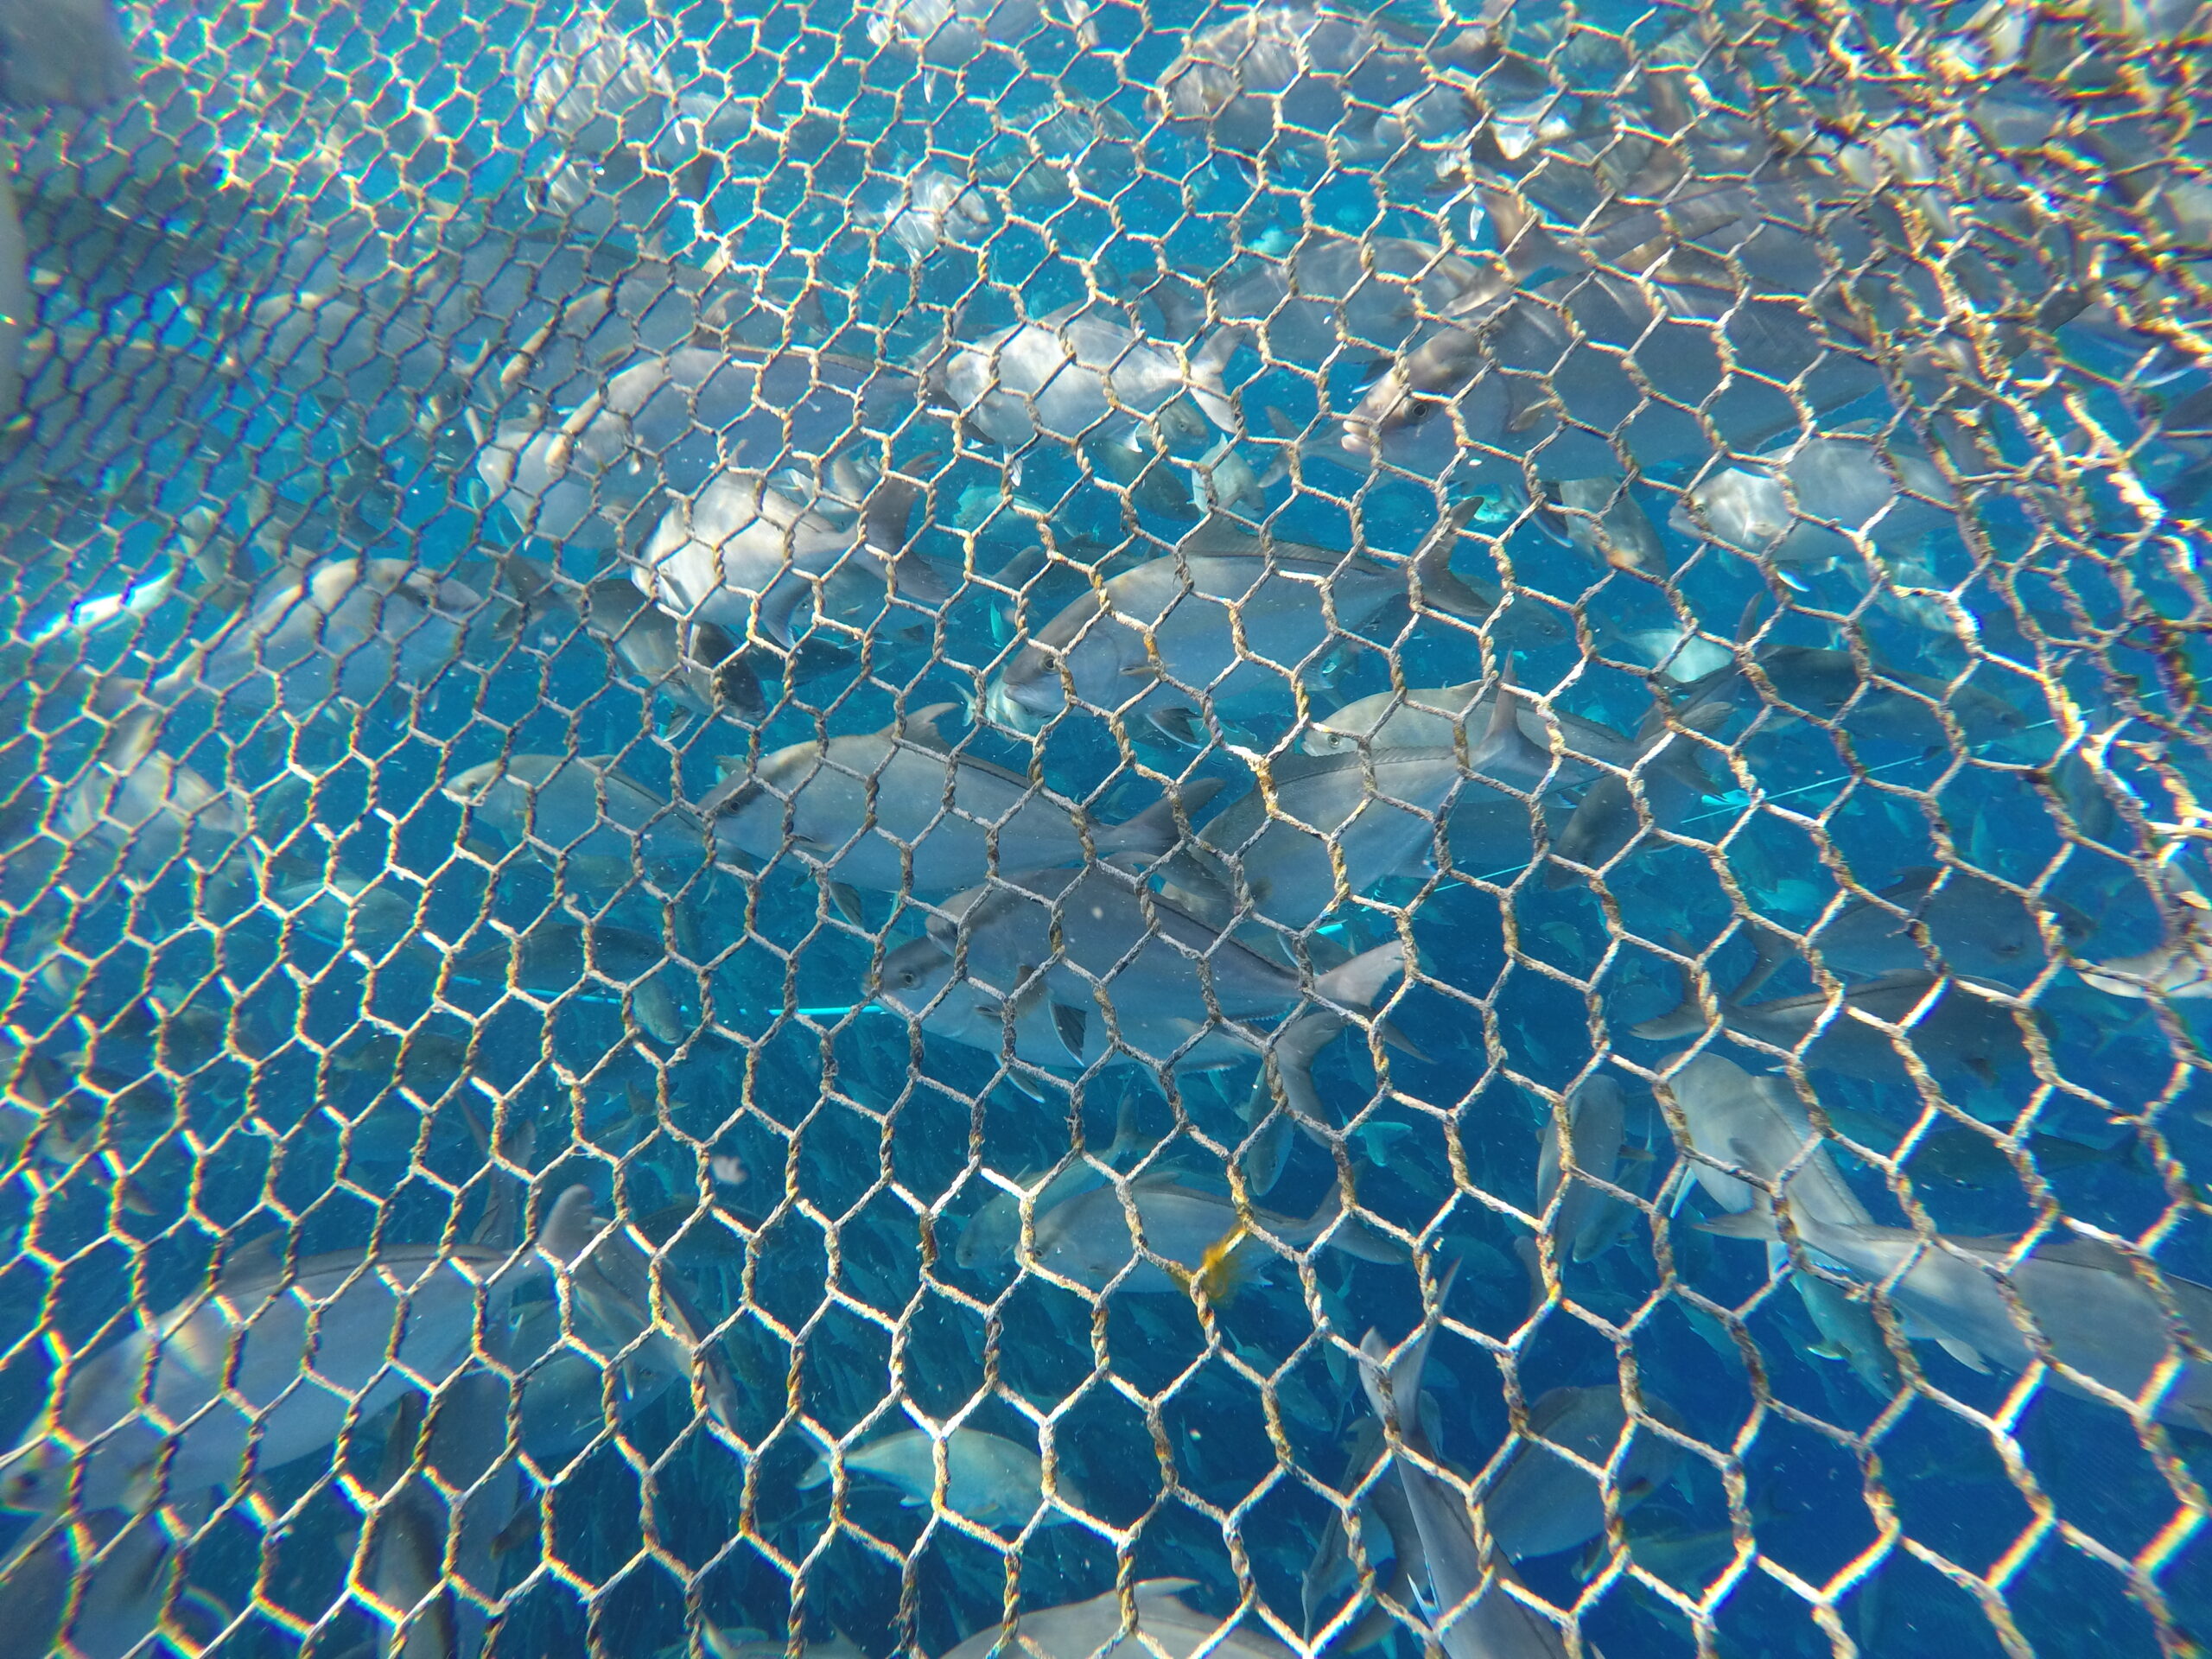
[2,0,2210,1653]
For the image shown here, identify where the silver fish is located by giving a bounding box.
[479,345,918,550]
[939,1581,1299,1659]
[0,171,22,423]
[515,17,730,227]
[1357,1278,1574,1659]
[1544,700,1726,887]
[868,0,1094,65]
[1482,1383,1682,1562]
[1540,476,1666,571]
[1304,680,1638,768]
[1211,230,1489,364]
[150,558,488,715]
[857,167,995,260]
[1663,1049,1906,1397]
[499,556,765,725]
[1679,644,2030,750]
[53,709,248,880]
[942,304,1243,449]
[0,1503,228,1659]
[1702,1210,2212,1433]
[634,460,935,649]
[2079,868,2212,999]
[1660,1051,1872,1228]
[1638,969,2032,1087]
[1729,866,2088,1000]
[1152,3,1466,158]
[0,1192,599,1517]
[1673,433,1957,574]
[801,1426,1080,1528]
[881,861,1406,1072]
[1027,1173,1399,1295]
[702,703,1216,900]
[1789,1268,1902,1402]
[1534,1077,1633,1264]
[1171,728,1549,934]
[443,753,703,880]
[987,514,1493,735]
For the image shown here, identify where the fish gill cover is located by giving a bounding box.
[0,0,2209,1652]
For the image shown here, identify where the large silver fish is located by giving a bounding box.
[1660,1052,1870,1231]
[0,172,22,424]
[1303,679,1638,769]
[1357,1277,1575,1659]
[1637,968,2033,1087]
[633,460,938,649]
[1170,719,1553,933]
[939,1581,1299,1659]
[1726,866,2088,1000]
[856,167,995,261]
[801,1426,1081,1528]
[1481,1382,1682,1562]
[987,515,1493,735]
[1673,432,1958,573]
[868,0,1095,65]
[443,753,706,882]
[499,556,765,726]
[1533,1076,1634,1264]
[1663,1050,1916,1400]
[1704,1204,2212,1432]
[1027,1172,1399,1295]
[1151,3,1471,158]
[52,709,248,880]
[2079,868,2212,999]
[942,305,1243,449]
[0,1192,601,1517]
[874,865,1407,1110]
[514,16,734,229]
[478,345,920,550]
[1211,230,1489,364]
[1677,643,2031,751]
[702,703,1217,899]
[150,558,489,715]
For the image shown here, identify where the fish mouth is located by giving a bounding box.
[983,679,1048,734]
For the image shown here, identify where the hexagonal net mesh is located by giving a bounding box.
[2,0,2211,1653]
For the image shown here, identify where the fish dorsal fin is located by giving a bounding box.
[216,1233,288,1295]
[891,702,961,750]
[1524,1386,1580,1437]
[1051,1001,1088,1065]
[538,1184,602,1268]
[1934,1334,1992,1373]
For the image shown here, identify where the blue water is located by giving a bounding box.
[2,0,2211,1653]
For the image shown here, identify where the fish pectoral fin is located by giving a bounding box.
[1146,705,1202,747]
[1933,1334,1993,1373]
[825,881,866,925]
[1051,1001,1089,1065]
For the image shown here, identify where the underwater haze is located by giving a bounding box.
[2,0,2212,1654]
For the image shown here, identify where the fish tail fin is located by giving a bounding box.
[798,1453,832,1490]
[537,1184,601,1267]
[1356,1255,1462,1442]
[1307,1182,1408,1266]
